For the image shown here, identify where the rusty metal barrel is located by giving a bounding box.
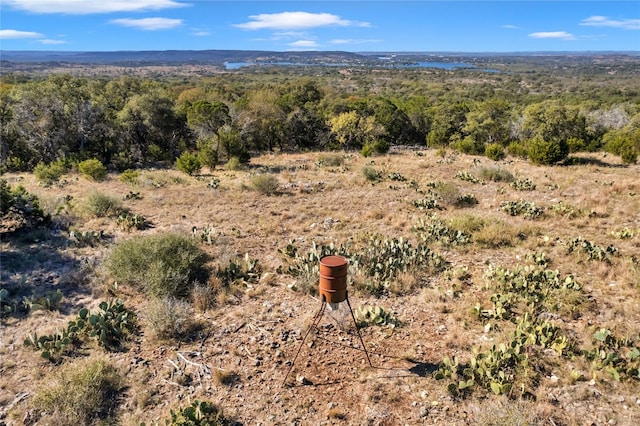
[319,255,348,303]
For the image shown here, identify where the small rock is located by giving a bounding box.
[297,375,313,385]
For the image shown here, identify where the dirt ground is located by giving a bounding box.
[1,150,639,425]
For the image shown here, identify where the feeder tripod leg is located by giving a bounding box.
[346,293,372,367]
[282,298,327,386]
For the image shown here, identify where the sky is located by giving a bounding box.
[0,1,639,52]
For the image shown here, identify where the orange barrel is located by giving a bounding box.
[319,255,348,303]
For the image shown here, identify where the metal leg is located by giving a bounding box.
[282,297,327,386]
[345,292,372,367]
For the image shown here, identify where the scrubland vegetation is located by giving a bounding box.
[1,57,639,425]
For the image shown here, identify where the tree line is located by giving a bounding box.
[1,68,638,172]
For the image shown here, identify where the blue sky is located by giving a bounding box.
[1,1,638,52]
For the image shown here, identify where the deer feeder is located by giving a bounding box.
[319,255,348,304]
[283,254,372,386]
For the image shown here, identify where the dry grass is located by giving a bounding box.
[2,150,640,425]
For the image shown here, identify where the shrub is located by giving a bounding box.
[78,158,107,181]
[453,136,484,155]
[361,143,373,158]
[0,180,50,232]
[33,160,67,186]
[478,167,514,183]
[144,297,193,340]
[84,191,123,217]
[317,152,344,167]
[32,358,123,425]
[527,136,569,165]
[507,141,528,159]
[197,137,219,169]
[485,143,506,161]
[362,139,390,156]
[176,151,202,176]
[111,152,134,172]
[362,166,382,182]
[106,233,208,298]
[250,174,279,195]
[604,131,639,164]
[119,169,139,185]
[224,156,244,171]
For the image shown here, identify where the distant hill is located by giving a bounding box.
[0,49,365,65]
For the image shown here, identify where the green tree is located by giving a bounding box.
[237,89,286,152]
[329,111,385,150]
[426,102,470,147]
[187,100,231,165]
[463,99,512,146]
[518,101,588,164]
[117,91,187,164]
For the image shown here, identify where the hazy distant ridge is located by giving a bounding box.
[0,49,365,65]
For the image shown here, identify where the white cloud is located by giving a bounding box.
[330,39,380,45]
[580,16,640,30]
[38,39,68,45]
[0,29,44,39]
[235,11,370,31]
[289,40,319,48]
[192,31,210,37]
[110,17,183,30]
[3,0,187,14]
[502,25,518,29]
[529,31,576,40]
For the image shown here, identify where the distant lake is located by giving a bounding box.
[224,61,499,72]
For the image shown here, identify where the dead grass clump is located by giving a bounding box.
[83,191,124,218]
[144,296,194,340]
[32,357,124,426]
[225,156,245,171]
[470,397,543,425]
[362,165,382,182]
[387,271,421,295]
[250,174,280,195]
[191,281,217,313]
[477,166,515,183]
[317,152,345,167]
[432,181,458,205]
[448,214,486,235]
[473,220,523,248]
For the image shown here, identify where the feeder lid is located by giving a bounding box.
[320,255,348,267]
